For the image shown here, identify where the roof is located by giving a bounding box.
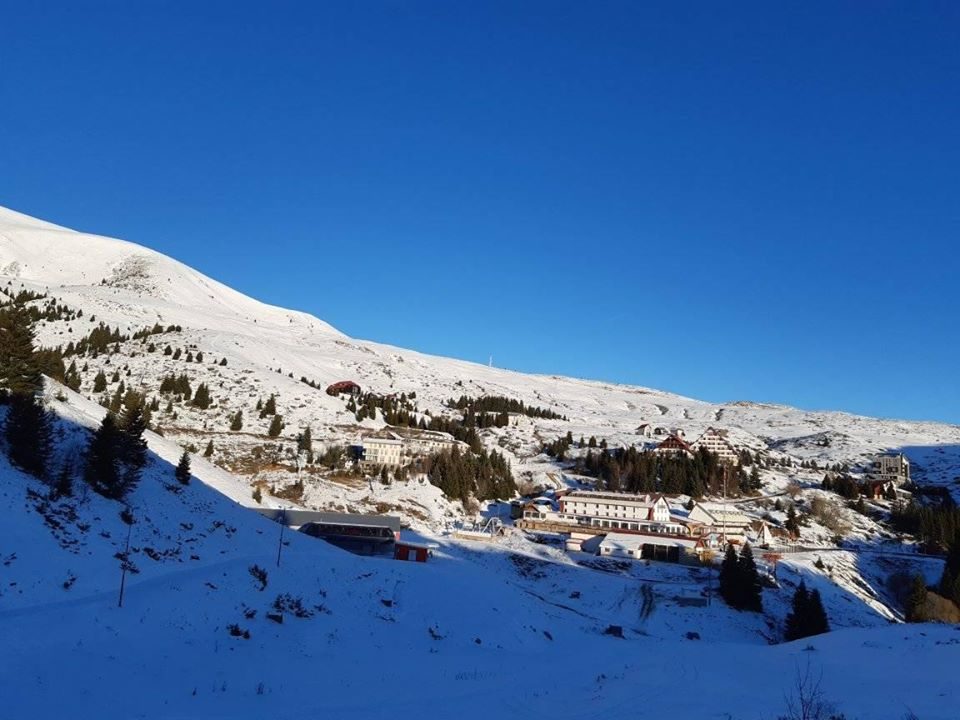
[253,508,402,531]
[308,512,402,532]
[563,490,667,506]
[362,434,404,446]
[600,532,701,551]
[692,503,752,525]
[656,435,693,452]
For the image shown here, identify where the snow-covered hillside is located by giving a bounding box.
[2,382,958,720]
[2,204,959,511]
[2,205,959,718]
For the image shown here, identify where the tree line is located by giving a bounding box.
[447,394,567,421]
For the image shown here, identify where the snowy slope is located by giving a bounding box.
[2,384,958,720]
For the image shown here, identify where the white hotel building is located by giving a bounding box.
[559,491,687,535]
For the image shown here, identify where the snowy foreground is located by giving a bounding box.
[3,399,958,720]
[1,205,959,718]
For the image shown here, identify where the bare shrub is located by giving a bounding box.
[778,660,846,720]
[809,496,850,535]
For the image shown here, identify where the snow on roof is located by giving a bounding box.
[600,532,700,551]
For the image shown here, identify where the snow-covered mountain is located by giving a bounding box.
[2,203,958,502]
[2,205,959,719]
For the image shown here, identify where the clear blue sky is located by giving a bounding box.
[1,2,958,423]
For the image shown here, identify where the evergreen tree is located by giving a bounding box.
[784,581,810,641]
[719,544,740,608]
[83,413,123,499]
[175,451,191,485]
[0,307,52,479]
[53,461,74,499]
[267,414,283,438]
[6,393,52,479]
[191,383,212,409]
[117,397,148,493]
[204,439,214,457]
[230,410,243,431]
[260,394,277,418]
[807,589,830,635]
[0,305,43,396]
[297,426,313,462]
[939,533,960,605]
[737,543,763,612]
[92,370,107,393]
[785,505,801,537]
[784,582,829,640]
[905,574,928,623]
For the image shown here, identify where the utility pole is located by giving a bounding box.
[118,518,134,608]
[276,508,286,568]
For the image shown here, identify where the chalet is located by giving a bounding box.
[874,452,911,486]
[750,520,777,548]
[636,423,654,438]
[598,532,703,564]
[687,502,753,543]
[653,434,694,458]
[326,380,361,396]
[692,428,739,465]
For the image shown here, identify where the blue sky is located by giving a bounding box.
[1,2,958,423]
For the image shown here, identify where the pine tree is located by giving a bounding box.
[53,462,74,499]
[719,544,740,608]
[0,305,43,396]
[297,426,313,462]
[191,383,212,409]
[807,589,829,636]
[737,543,763,612]
[260,394,277,418]
[204,439,214,457]
[939,533,960,604]
[117,397,148,494]
[267,414,283,438]
[83,413,123,499]
[785,581,810,641]
[0,307,52,479]
[785,505,801,537]
[175,451,191,485]
[230,410,243,431]
[905,574,928,623]
[6,393,53,479]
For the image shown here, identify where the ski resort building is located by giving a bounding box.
[326,380,361,396]
[598,532,703,564]
[360,432,404,468]
[692,428,740,465]
[874,452,911,486]
[687,502,753,543]
[359,429,461,469]
[653,434,694,458]
[558,491,687,534]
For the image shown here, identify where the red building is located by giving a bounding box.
[394,541,434,563]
